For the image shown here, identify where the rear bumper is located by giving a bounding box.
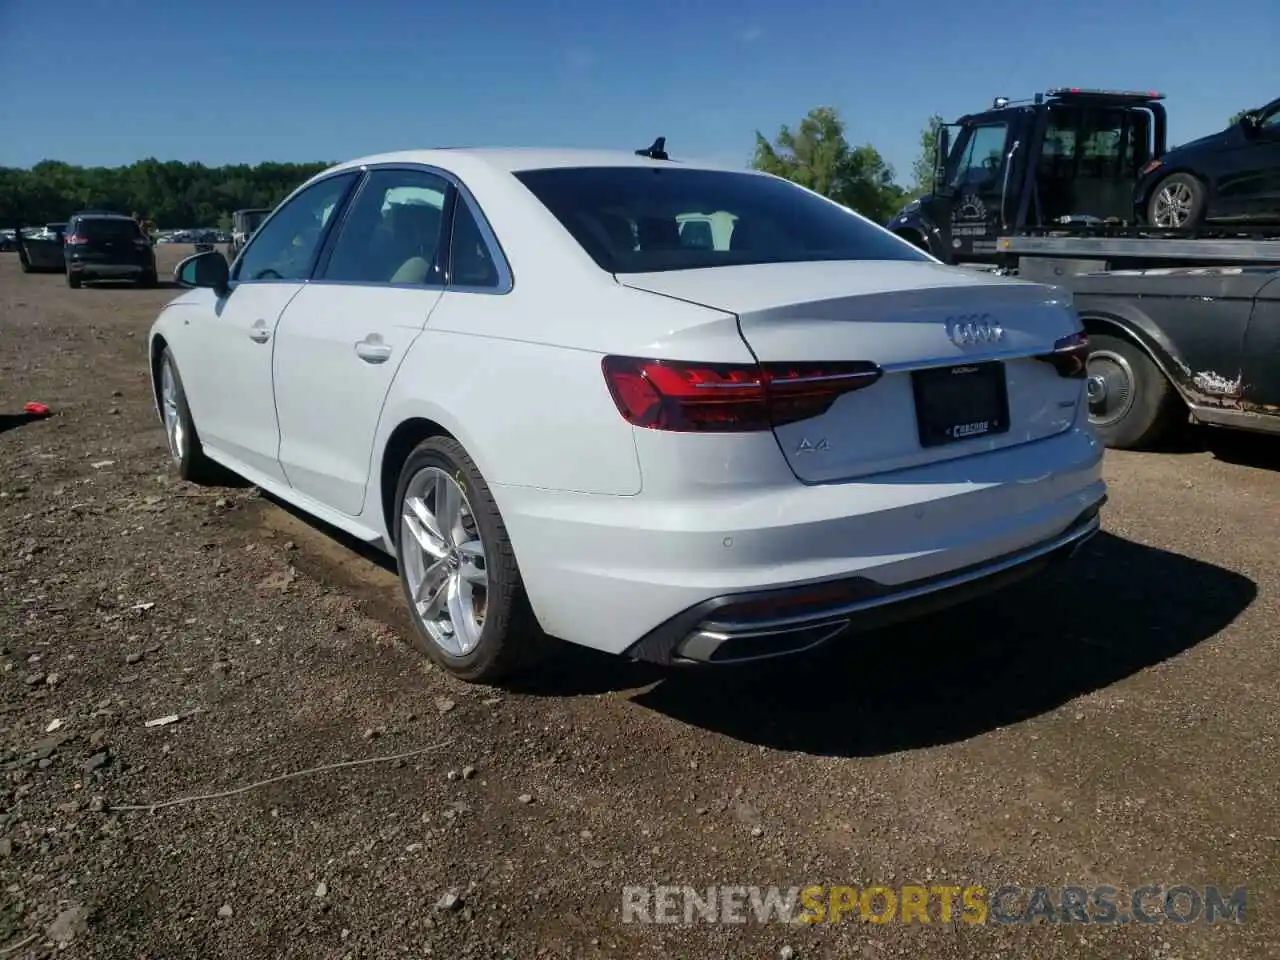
[70,261,150,278]
[623,498,1102,664]
[497,424,1106,657]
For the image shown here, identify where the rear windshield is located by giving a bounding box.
[513,166,930,274]
[242,212,268,231]
[79,218,142,241]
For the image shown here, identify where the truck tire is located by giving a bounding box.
[1147,173,1206,229]
[1085,332,1183,450]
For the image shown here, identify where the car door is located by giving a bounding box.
[1204,101,1280,223]
[181,172,359,483]
[1239,273,1280,410]
[1242,102,1280,221]
[271,167,451,515]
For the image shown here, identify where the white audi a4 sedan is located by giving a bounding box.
[148,147,1106,682]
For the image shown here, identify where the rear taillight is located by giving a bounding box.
[64,234,87,245]
[1035,331,1089,379]
[1139,159,1163,177]
[601,356,882,432]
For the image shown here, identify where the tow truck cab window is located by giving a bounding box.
[949,123,1008,191]
[1040,106,1153,180]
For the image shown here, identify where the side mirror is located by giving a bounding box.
[175,250,230,294]
[933,127,952,195]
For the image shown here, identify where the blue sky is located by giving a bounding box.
[1,0,1275,183]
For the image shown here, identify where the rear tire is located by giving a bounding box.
[1146,173,1207,229]
[1085,332,1184,449]
[138,270,157,288]
[158,348,221,484]
[393,436,551,684]
[66,271,81,288]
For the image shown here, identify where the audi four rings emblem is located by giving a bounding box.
[945,314,1004,346]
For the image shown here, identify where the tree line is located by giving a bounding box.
[0,102,1256,230]
[0,158,331,229]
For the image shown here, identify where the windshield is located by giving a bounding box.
[514,167,930,274]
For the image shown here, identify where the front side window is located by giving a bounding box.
[949,123,1009,191]
[235,173,357,282]
[322,169,449,284]
[514,166,929,274]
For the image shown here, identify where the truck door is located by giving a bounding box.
[940,117,1014,261]
[1239,274,1280,411]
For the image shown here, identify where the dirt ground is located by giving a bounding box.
[1,246,1278,959]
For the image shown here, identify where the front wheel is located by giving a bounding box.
[1147,173,1207,229]
[394,437,550,683]
[158,348,221,483]
[1085,333,1184,449]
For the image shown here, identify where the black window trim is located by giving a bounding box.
[306,161,513,295]
[229,169,362,286]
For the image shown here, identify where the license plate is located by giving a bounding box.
[911,361,1010,448]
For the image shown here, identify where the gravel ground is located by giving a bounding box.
[1,247,1278,959]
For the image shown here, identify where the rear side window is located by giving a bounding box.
[514,166,928,274]
[78,218,142,241]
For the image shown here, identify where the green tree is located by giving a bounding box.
[1228,109,1252,125]
[0,158,332,228]
[752,106,904,223]
[909,114,945,196]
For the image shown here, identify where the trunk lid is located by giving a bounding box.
[621,261,1084,483]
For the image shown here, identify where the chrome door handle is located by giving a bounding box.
[354,335,392,364]
[248,320,271,343]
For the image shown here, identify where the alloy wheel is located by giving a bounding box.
[1152,182,1194,228]
[160,359,186,464]
[400,466,488,656]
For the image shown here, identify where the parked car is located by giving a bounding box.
[228,208,271,260]
[149,147,1106,682]
[64,212,158,288]
[1137,96,1280,228]
[19,223,67,272]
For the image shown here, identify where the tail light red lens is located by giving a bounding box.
[64,234,88,245]
[1035,331,1089,379]
[601,356,882,432]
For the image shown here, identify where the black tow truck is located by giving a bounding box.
[887,87,1280,450]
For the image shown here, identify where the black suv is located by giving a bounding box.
[64,212,157,288]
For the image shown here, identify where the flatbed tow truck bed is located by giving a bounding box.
[995,227,1280,280]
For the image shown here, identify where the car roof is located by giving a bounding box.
[325,147,749,177]
[72,212,134,221]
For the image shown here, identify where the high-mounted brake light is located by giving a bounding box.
[601,356,883,433]
[1035,331,1089,379]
